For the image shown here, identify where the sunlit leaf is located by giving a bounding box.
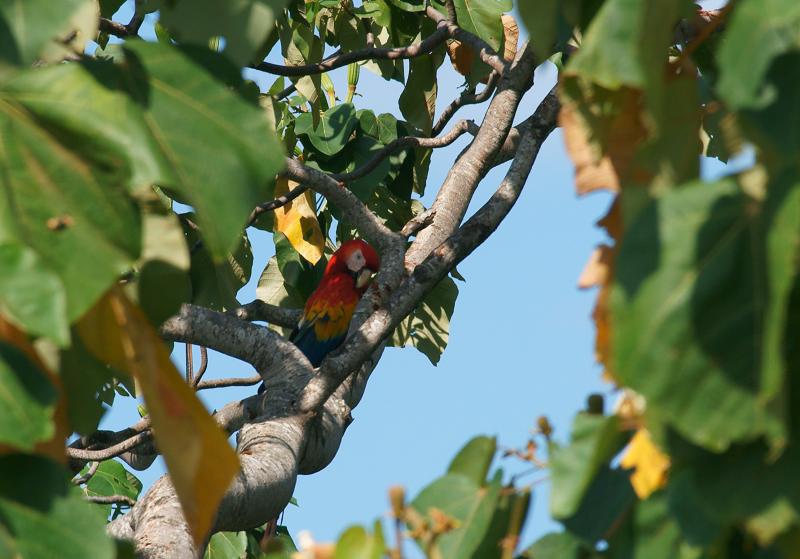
[76,288,240,544]
[620,429,670,499]
[273,177,325,265]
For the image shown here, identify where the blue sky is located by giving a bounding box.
[98,1,748,553]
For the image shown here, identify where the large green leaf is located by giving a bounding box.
[0,0,91,67]
[84,460,142,502]
[0,342,57,451]
[716,0,800,109]
[399,53,441,135]
[334,522,386,559]
[255,256,305,337]
[117,41,285,260]
[0,243,67,344]
[390,275,459,365]
[549,414,627,519]
[451,0,512,52]
[447,435,496,486]
[204,531,248,559]
[157,0,290,67]
[296,103,358,157]
[0,454,114,559]
[0,66,142,321]
[410,472,502,559]
[520,532,596,559]
[611,177,800,451]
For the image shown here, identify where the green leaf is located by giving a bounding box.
[204,531,248,559]
[716,0,800,109]
[611,177,800,451]
[118,41,285,260]
[472,487,531,559]
[739,52,800,170]
[99,0,126,18]
[411,472,502,559]
[0,0,92,67]
[0,342,57,451]
[447,436,497,486]
[334,522,386,559]
[520,532,596,559]
[0,243,68,344]
[157,0,291,67]
[296,103,358,157]
[550,414,627,519]
[606,494,701,559]
[390,275,459,364]
[451,0,512,52]
[132,195,191,326]
[399,54,442,135]
[357,111,400,145]
[561,467,636,545]
[0,454,114,559]
[255,256,306,337]
[0,66,143,321]
[84,461,142,502]
[183,215,253,311]
[517,0,572,61]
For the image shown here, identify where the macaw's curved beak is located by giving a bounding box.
[355,268,375,289]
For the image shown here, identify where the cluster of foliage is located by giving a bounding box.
[1,0,799,557]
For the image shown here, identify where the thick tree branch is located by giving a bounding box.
[297,90,559,413]
[231,300,302,328]
[161,304,307,373]
[405,42,538,269]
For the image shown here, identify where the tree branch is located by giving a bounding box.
[405,42,538,269]
[425,6,507,75]
[253,27,450,76]
[432,72,499,137]
[87,495,137,507]
[297,89,559,414]
[231,300,302,328]
[196,375,262,390]
[333,120,472,183]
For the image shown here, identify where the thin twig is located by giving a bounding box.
[196,375,262,390]
[333,120,472,183]
[67,431,152,461]
[254,27,449,76]
[192,346,209,387]
[185,343,194,384]
[432,72,499,136]
[86,494,137,507]
[72,461,100,485]
[248,184,310,225]
[425,6,506,75]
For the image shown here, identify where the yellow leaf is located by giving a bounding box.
[77,288,240,544]
[620,428,670,499]
[274,177,325,265]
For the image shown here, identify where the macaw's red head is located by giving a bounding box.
[325,239,380,289]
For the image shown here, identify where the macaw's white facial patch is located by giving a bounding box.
[346,249,366,272]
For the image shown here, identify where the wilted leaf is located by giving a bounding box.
[273,178,325,265]
[620,429,670,499]
[76,288,240,544]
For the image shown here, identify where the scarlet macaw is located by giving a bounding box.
[261,239,380,391]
